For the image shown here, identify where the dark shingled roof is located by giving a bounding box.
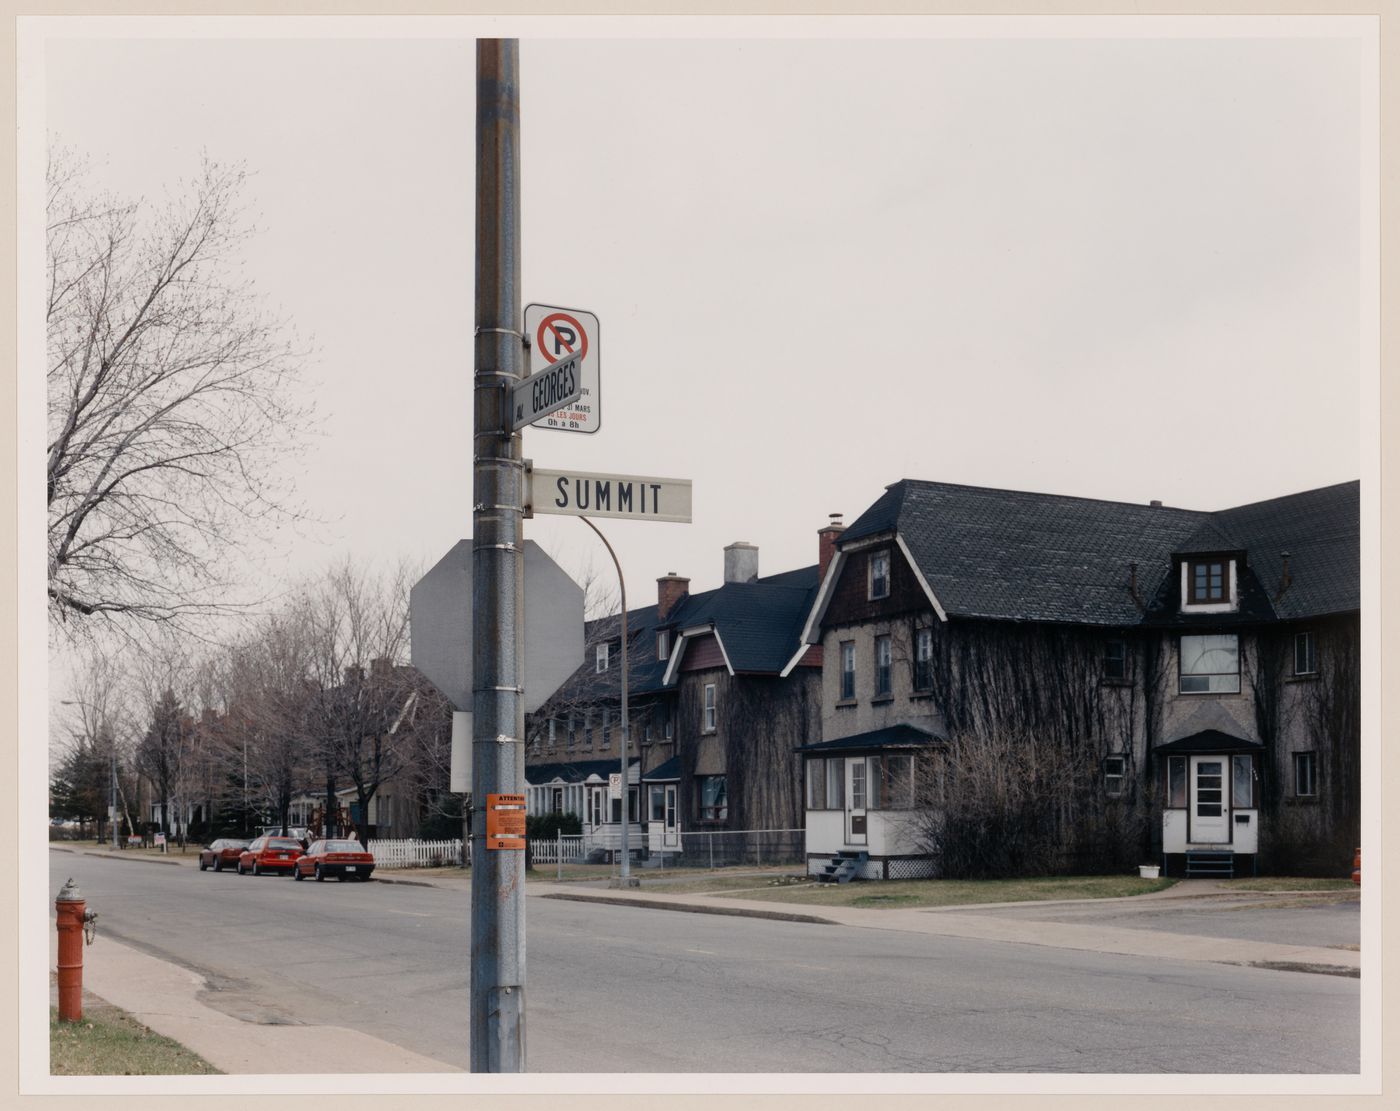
[839,478,1358,627]
[668,566,820,674]
[527,758,639,785]
[1153,730,1264,754]
[1205,482,1360,621]
[642,756,681,781]
[795,724,942,754]
[843,480,1205,626]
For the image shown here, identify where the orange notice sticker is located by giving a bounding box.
[486,793,527,849]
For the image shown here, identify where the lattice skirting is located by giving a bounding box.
[806,855,939,881]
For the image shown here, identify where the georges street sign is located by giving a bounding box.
[525,466,692,524]
[507,349,584,432]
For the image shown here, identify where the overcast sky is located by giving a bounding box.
[30,18,1372,625]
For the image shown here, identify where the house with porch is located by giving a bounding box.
[791,478,1360,880]
[526,536,827,865]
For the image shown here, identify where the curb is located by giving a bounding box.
[540,891,838,926]
[54,848,183,866]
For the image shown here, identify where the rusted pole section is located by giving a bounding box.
[472,38,526,1073]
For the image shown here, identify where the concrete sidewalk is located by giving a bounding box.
[48,920,458,1074]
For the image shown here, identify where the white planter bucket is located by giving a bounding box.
[1139,864,1160,879]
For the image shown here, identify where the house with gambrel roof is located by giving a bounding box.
[792,478,1360,880]
[526,539,824,864]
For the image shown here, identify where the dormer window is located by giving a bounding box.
[656,630,670,661]
[1179,557,1239,614]
[1189,560,1227,604]
[869,550,890,600]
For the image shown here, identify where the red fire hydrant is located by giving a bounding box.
[55,878,97,1023]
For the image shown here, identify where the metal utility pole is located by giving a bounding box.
[472,37,526,1074]
[578,516,635,885]
[110,744,118,850]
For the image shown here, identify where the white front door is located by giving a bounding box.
[663,785,679,849]
[845,757,868,845]
[1189,756,1231,844]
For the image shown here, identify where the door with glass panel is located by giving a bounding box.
[1189,755,1230,843]
[662,784,679,849]
[845,757,868,845]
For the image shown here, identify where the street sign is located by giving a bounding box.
[524,303,600,433]
[410,539,585,713]
[507,349,584,432]
[608,773,622,800]
[526,466,692,524]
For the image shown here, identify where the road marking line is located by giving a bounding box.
[685,948,716,955]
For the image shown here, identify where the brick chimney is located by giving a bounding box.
[657,573,689,622]
[371,656,393,679]
[818,514,845,581]
[723,542,759,584]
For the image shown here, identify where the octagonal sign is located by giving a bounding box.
[411,539,584,713]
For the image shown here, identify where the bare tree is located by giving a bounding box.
[46,147,313,631]
[299,561,418,848]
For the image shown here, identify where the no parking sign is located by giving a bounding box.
[524,303,600,434]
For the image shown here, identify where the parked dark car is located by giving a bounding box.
[237,835,305,876]
[293,839,375,882]
[198,838,250,872]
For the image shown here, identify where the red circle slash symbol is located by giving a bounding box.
[536,312,589,365]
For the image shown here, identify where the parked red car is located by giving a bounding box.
[198,838,250,872]
[293,839,375,882]
[237,835,305,876]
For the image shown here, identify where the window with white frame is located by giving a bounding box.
[1103,755,1126,797]
[1189,559,1228,604]
[913,627,933,691]
[596,643,610,672]
[825,759,844,809]
[884,754,915,809]
[1232,754,1255,808]
[1167,755,1187,807]
[874,635,892,697]
[1179,634,1241,694]
[869,550,891,600]
[547,718,556,748]
[657,630,670,661]
[1294,631,1318,677]
[1293,751,1317,798]
[805,759,828,809]
[839,641,855,700]
[702,683,716,732]
[1180,557,1238,612]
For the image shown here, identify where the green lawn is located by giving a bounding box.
[50,1002,220,1075]
[720,874,1180,908]
[1227,877,1355,892]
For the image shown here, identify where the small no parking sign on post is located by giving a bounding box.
[524,303,600,433]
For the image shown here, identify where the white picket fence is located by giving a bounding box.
[529,834,585,865]
[368,838,464,869]
[366,835,590,869]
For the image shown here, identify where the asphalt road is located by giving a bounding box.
[48,853,1360,1074]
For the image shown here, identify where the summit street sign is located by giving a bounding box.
[526,466,692,524]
